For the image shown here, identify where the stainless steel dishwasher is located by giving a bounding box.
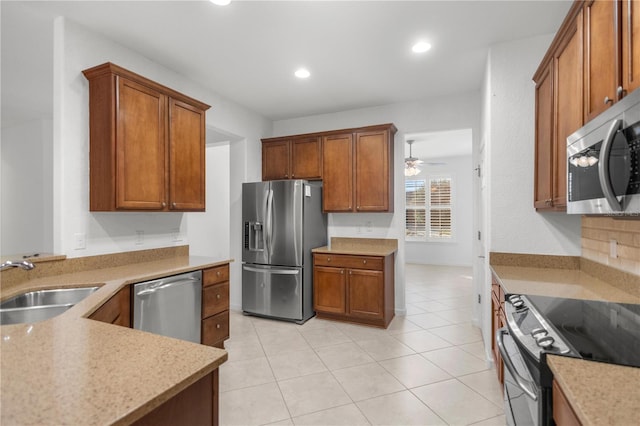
[133,271,202,343]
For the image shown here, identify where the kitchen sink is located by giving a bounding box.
[0,287,100,325]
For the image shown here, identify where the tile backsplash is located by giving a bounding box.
[582,217,640,277]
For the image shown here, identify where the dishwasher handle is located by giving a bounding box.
[135,277,200,297]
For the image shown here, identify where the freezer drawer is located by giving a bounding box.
[242,264,303,321]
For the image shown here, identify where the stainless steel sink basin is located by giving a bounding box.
[0,287,100,325]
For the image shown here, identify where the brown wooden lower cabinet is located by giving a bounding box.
[552,379,581,426]
[133,370,219,426]
[313,253,394,328]
[88,286,131,327]
[201,264,230,348]
[490,273,505,385]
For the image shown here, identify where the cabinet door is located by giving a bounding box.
[534,62,554,209]
[313,266,347,314]
[262,140,290,180]
[322,134,354,212]
[622,0,640,94]
[553,11,583,209]
[89,286,131,327]
[584,0,618,121]
[355,130,392,212]
[169,99,206,211]
[291,136,322,180]
[347,269,384,320]
[116,77,167,210]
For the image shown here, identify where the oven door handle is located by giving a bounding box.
[496,328,538,401]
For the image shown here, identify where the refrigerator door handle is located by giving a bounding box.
[242,265,300,275]
[265,189,274,258]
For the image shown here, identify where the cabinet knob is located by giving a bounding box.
[216,324,221,329]
[217,271,221,277]
[604,96,613,105]
[162,202,166,207]
[292,174,295,178]
[349,271,352,275]
[327,257,331,262]
[341,270,344,275]
[284,174,288,178]
[216,294,221,300]
[617,86,626,99]
[545,199,552,206]
[363,260,367,264]
[172,202,177,208]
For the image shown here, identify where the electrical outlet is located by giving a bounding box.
[74,233,86,250]
[610,239,618,258]
[135,230,144,245]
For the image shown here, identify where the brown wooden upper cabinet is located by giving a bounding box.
[261,136,322,181]
[533,1,639,211]
[585,0,640,121]
[82,62,210,212]
[533,4,584,211]
[322,124,396,213]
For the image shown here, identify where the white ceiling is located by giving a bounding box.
[1,0,572,128]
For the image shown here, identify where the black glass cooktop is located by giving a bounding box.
[526,295,640,368]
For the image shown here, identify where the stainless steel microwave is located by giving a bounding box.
[567,88,640,215]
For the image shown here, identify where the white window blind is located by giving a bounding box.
[405,180,426,238]
[429,177,452,239]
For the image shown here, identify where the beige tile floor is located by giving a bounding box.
[219,264,505,426]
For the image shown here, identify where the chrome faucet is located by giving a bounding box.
[0,260,35,271]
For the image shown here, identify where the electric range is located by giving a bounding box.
[499,294,640,426]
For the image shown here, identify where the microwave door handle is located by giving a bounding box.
[598,119,624,211]
[496,328,538,401]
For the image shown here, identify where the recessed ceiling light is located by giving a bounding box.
[412,41,432,53]
[294,68,311,79]
[209,0,231,6]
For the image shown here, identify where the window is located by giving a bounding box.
[405,176,453,241]
[428,177,452,239]
[405,180,426,238]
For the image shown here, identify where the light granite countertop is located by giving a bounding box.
[490,260,639,426]
[547,355,640,426]
[0,255,230,425]
[312,237,398,257]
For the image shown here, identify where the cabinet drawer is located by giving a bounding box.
[203,264,229,287]
[313,254,383,270]
[203,282,229,318]
[202,311,229,346]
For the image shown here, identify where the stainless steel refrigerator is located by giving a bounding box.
[242,180,327,324]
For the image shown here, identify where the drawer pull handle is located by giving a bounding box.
[327,257,331,262]
[217,271,221,276]
[216,294,221,300]
[216,324,221,329]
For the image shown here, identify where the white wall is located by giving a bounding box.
[1,119,53,255]
[186,142,230,259]
[273,93,482,315]
[487,35,582,256]
[405,154,474,266]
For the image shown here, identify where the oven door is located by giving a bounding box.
[497,328,540,426]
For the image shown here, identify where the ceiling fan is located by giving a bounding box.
[405,140,424,176]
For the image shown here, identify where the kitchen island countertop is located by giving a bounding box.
[0,253,230,425]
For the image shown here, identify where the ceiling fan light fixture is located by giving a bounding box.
[404,140,424,176]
